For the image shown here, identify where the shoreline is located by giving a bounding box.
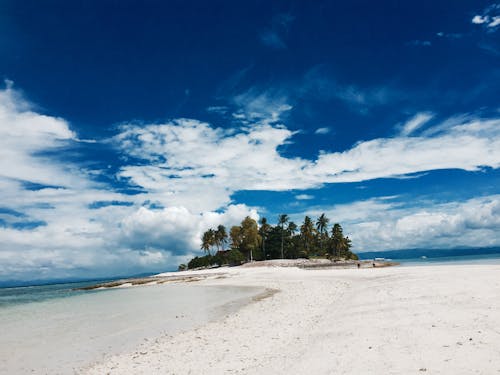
[84,263,500,374]
[0,282,265,375]
[77,259,397,291]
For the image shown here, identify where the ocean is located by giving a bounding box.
[397,252,500,266]
[0,281,261,374]
[358,247,500,266]
[0,280,107,308]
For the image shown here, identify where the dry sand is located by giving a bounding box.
[84,264,500,374]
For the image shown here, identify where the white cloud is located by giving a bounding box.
[314,127,330,135]
[113,113,500,258]
[472,4,500,29]
[398,112,434,136]
[489,16,500,27]
[0,84,86,188]
[120,204,258,253]
[232,88,292,125]
[2,82,500,281]
[0,86,260,281]
[311,117,500,183]
[114,119,309,211]
[115,113,500,207]
[300,195,500,251]
[295,194,314,200]
[472,15,488,24]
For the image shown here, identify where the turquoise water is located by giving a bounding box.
[0,281,261,374]
[397,253,500,266]
[0,280,108,308]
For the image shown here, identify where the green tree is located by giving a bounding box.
[288,221,298,236]
[316,213,329,255]
[343,236,355,258]
[230,225,242,250]
[300,216,315,256]
[278,214,289,259]
[225,249,245,266]
[215,225,228,251]
[201,229,215,256]
[330,223,345,257]
[239,216,261,261]
[259,217,271,259]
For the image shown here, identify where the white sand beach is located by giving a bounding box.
[84,263,500,374]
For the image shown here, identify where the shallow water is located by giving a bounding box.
[0,280,105,307]
[0,282,261,374]
[397,253,500,266]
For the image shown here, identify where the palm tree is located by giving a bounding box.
[300,216,315,255]
[331,223,344,257]
[207,228,216,254]
[278,214,289,259]
[288,221,298,236]
[259,217,271,259]
[316,213,329,254]
[201,230,213,256]
[215,225,227,251]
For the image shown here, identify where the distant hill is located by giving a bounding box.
[357,247,500,260]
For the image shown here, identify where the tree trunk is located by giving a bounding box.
[281,231,284,259]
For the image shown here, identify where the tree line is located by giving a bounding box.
[181,213,357,270]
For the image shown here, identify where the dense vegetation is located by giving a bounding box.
[181,214,357,270]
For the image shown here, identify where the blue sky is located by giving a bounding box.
[0,1,499,281]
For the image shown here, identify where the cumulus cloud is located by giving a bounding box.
[301,195,500,251]
[114,112,500,209]
[0,83,84,187]
[2,82,500,281]
[112,111,500,257]
[120,204,258,253]
[114,118,308,211]
[0,86,259,281]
